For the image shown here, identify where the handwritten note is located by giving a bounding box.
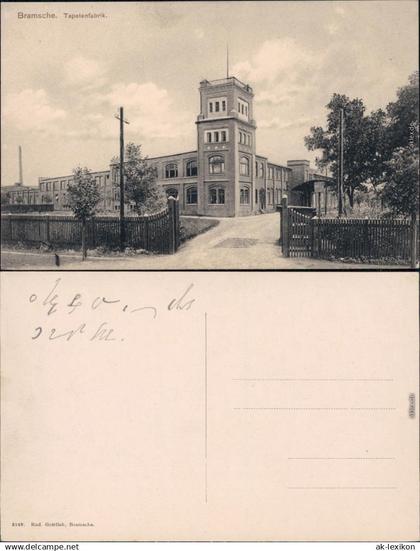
[27,278,196,342]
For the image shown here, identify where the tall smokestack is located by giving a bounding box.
[18,145,23,185]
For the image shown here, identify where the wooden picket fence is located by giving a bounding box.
[279,198,418,265]
[312,217,415,261]
[1,198,180,254]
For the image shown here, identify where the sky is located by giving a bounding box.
[1,0,418,187]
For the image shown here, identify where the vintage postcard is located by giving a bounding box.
[0,1,418,270]
[1,0,419,546]
[1,271,419,541]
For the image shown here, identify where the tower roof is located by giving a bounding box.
[199,76,253,94]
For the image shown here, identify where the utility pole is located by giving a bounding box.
[114,107,129,250]
[337,108,344,217]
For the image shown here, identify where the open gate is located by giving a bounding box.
[279,198,316,258]
[288,208,313,257]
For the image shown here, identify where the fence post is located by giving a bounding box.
[144,214,150,250]
[311,216,317,257]
[167,196,176,254]
[364,218,370,259]
[281,195,289,257]
[410,212,418,269]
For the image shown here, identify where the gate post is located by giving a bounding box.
[410,212,418,269]
[311,216,316,257]
[174,197,180,251]
[281,195,290,257]
[144,214,150,251]
[167,196,177,254]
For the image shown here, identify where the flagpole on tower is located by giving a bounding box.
[226,43,229,78]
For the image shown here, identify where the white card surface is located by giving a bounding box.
[1,272,418,541]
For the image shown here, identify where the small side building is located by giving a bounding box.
[287,160,337,215]
[1,183,40,206]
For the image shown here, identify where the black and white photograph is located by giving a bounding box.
[1,2,419,549]
[1,1,418,270]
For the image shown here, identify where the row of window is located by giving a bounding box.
[161,160,289,181]
[239,131,252,146]
[267,167,289,182]
[164,186,224,205]
[256,161,265,178]
[207,96,249,119]
[253,188,283,205]
[165,186,251,206]
[39,160,289,190]
[162,157,290,180]
[40,180,69,192]
[164,160,198,178]
[40,174,110,192]
[205,130,228,143]
[238,98,249,118]
[164,156,226,177]
[40,183,282,209]
[208,97,227,114]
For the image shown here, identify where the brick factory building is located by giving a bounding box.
[5,76,333,217]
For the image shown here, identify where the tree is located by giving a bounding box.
[304,94,388,207]
[381,145,419,217]
[362,108,390,187]
[1,191,11,205]
[381,72,419,219]
[67,166,101,260]
[304,72,418,218]
[382,143,419,267]
[386,71,419,152]
[113,143,165,216]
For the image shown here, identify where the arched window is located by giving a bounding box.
[186,160,197,177]
[240,187,250,204]
[209,186,225,204]
[240,156,250,176]
[165,163,178,178]
[186,186,198,205]
[209,155,225,175]
[166,188,178,199]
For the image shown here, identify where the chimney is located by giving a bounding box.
[18,146,23,185]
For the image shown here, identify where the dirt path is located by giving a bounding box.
[1,213,402,270]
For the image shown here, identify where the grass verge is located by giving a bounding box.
[180,217,219,242]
